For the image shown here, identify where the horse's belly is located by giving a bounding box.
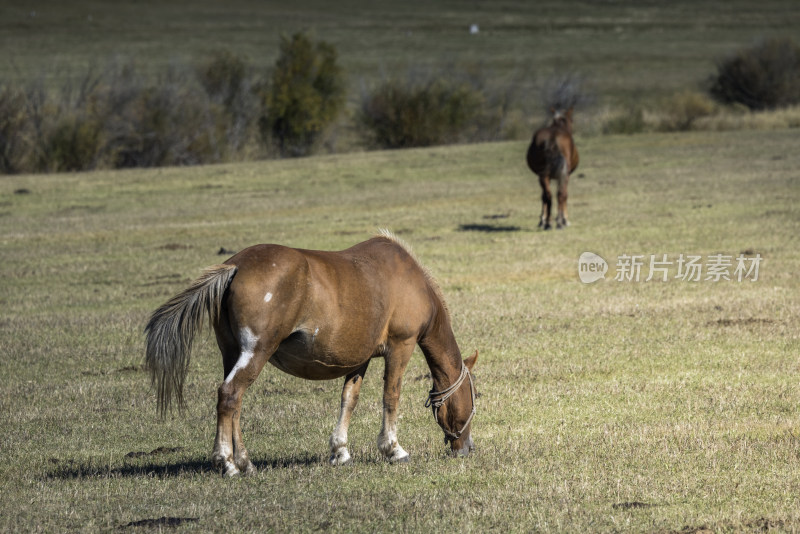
[268,331,373,380]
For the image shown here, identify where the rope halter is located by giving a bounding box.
[425,362,476,440]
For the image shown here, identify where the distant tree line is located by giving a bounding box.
[1,34,798,174]
[0,32,525,174]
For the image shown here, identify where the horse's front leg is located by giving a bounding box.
[378,341,414,463]
[329,362,369,466]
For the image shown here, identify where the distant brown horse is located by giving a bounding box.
[145,231,477,476]
[526,108,579,229]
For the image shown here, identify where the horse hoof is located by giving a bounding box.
[329,449,352,466]
[388,451,410,464]
[241,461,257,476]
[222,463,241,477]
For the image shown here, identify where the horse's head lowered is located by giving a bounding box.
[426,351,478,456]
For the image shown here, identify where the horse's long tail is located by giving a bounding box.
[544,138,567,180]
[144,264,238,416]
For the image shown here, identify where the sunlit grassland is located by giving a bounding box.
[1,128,798,531]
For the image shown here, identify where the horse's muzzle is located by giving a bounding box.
[450,434,475,457]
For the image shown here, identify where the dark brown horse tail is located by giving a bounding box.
[144,264,237,416]
[545,138,567,179]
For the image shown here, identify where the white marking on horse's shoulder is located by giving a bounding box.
[225,327,259,384]
[264,292,273,303]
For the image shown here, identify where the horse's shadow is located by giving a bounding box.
[47,453,324,479]
[458,223,522,233]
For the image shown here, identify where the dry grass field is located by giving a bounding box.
[2,1,800,532]
[1,128,799,531]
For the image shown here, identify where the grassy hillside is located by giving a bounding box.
[1,129,799,531]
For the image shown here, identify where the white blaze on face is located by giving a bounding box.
[225,327,259,384]
[264,292,273,303]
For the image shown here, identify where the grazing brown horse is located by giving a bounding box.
[145,231,477,476]
[526,108,579,229]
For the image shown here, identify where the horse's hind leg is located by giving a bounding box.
[377,340,415,463]
[329,362,370,466]
[539,175,553,230]
[213,326,274,477]
[556,173,570,229]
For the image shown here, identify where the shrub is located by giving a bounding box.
[358,66,567,149]
[602,106,645,135]
[22,73,107,173]
[98,62,222,168]
[197,49,249,112]
[40,113,103,172]
[359,77,487,148]
[262,33,345,157]
[197,50,256,154]
[658,90,716,131]
[710,37,800,110]
[0,85,28,173]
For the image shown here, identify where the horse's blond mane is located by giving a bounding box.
[376,229,449,314]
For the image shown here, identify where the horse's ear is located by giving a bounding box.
[464,350,478,371]
[566,107,574,119]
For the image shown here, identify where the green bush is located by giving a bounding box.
[39,113,103,172]
[358,76,490,149]
[262,33,345,157]
[358,63,525,149]
[710,37,800,110]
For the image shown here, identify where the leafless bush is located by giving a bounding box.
[196,49,257,155]
[658,91,716,131]
[0,84,27,173]
[98,61,222,168]
[541,73,593,113]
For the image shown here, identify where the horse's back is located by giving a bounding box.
[216,238,437,379]
[341,237,437,333]
[223,238,431,318]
